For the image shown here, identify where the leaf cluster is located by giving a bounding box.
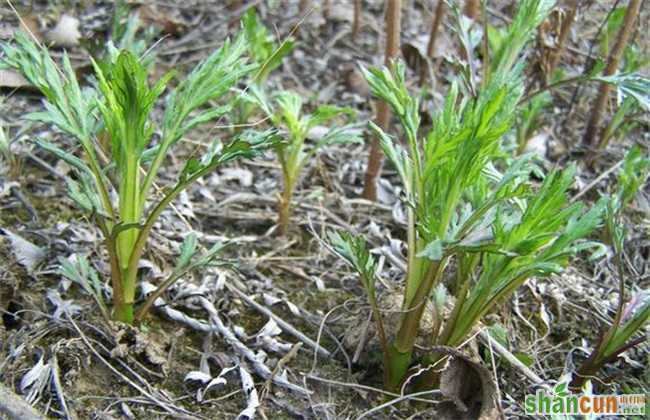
[330,0,607,377]
[242,8,294,83]
[1,28,279,322]
[254,88,361,187]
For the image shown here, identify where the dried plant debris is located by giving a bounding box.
[1,229,46,274]
[435,346,499,420]
[45,14,82,47]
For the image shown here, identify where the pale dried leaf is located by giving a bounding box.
[184,370,212,384]
[221,168,254,187]
[46,14,81,47]
[0,69,31,88]
[434,346,500,420]
[2,229,46,273]
[47,289,82,318]
[20,355,51,404]
[237,365,260,420]
[524,132,549,157]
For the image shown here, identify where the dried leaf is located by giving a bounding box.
[237,365,260,420]
[345,66,370,97]
[221,167,254,187]
[433,346,500,420]
[2,229,46,273]
[184,370,212,384]
[137,4,185,36]
[47,289,82,319]
[46,14,81,47]
[20,355,52,404]
[0,69,31,88]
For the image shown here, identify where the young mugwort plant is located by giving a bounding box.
[2,31,279,324]
[571,146,650,389]
[251,89,361,235]
[232,8,294,130]
[330,0,607,392]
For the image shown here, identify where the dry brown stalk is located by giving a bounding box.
[353,0,363,40]
[582,0,641,146]
[547,0,579,79]
[323,0,332,19]
[362,0,401,200]
[464,0,480,20]
[419,0,446,84]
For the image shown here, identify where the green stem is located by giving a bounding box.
[403,206,420,306]
[277,176,295,236]
[114,294,134,323]
[386,259,447,389]
[117,153,141,269]
[437,258,473,347]
[139,125,179,212]
[97,218,122,322]
[124,158,230,322]
[385,343,414,392]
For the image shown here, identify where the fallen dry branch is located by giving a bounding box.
[0,382,46,420]
[225,283,332,358]
[143,281,311,396]
[478,330,545,385]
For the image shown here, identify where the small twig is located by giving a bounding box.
[479,330,545,385]
[197,296,311,395]
[362,0,401,200]
[583,0,642,146]
[562,0,622,130]
[309,302,347,374]
[519,74,588,105]
[352,0,363,40]
[9,185,38,221]
[225,283,331,358]
[260,342,303,401]
[356,389,440,419]
[50,354,76,420]
[484,332,505,419]
[305,374,439,404]
[352,312,373,364]
[571,159,624,203]
[26,152,66,180]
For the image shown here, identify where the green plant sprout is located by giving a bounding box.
[598,45,649,149]
[516,91,551,154]
[0,100,30,181]
[571,146,650,389]
[111,1,157,60]
[243,8,294,84]
[330,0,607,392]
[253,89,360,235]
[2,31,278,324]
[0,114,15,177]
[233,9,295,130]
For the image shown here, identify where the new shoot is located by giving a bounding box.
[571,146,650,389]
[330,0,606,392]
[252,89,360,235]
[2,31,278,324]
